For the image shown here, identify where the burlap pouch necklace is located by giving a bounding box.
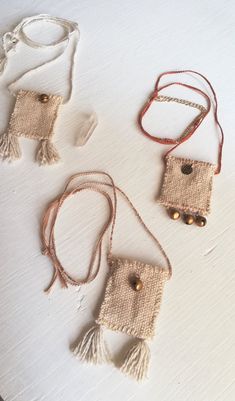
[139,70,224,227]
[41,171,172,381]
[0,14,80,165]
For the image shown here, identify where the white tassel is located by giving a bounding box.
[120,339,150,381]
[36,139,60,165]
[73,324,110,364]
[0,133,21,161]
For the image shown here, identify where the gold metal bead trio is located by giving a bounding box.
[168,208,207,227]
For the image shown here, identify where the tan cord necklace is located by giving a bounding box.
[41,171,172,381]
[42,171,172,292]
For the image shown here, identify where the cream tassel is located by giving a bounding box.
[120,339,150,381]
[73,324,110,364]
[36,139,60,165]
[0,133,21,161]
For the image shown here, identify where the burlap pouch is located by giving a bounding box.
[74,256,169,381]
[158,155,216,216]
[0,90,62,165]
[97,256,169,340]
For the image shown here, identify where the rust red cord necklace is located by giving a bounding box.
[138,69,224,175]
[138,70,225,226]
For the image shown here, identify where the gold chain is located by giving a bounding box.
[154,95,207,141]
[155,95,207,113]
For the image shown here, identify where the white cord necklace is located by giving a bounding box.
[0,15,80,165]
[0,14,80,103]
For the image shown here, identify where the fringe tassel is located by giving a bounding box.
[73,324,110,364]
[120,339,150,381]
[0,133,21,161]
[36,139,60,165]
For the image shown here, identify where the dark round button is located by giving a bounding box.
[181,164,193,175]
[39,94,49,103]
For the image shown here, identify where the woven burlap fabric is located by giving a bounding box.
[97,256,169,340]
[158,156,216,215]
[8,90,62,140]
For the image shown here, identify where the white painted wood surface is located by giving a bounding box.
[0,1,235,400]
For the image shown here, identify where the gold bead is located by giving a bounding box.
[131,276,143,291]
[195,216,207,227]
[168,208,180,220]
[183,213,194,225]
[39,93,49,103]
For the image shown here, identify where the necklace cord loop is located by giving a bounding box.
[0,14,80,103]
[41,171,172,293]
[138,70,224,174]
